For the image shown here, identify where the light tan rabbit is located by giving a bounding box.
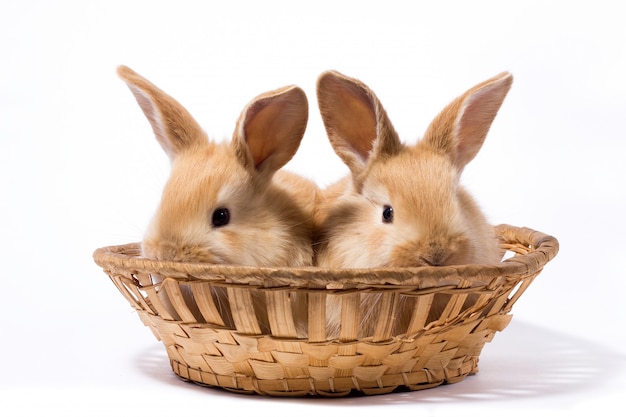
[118,66,318,332]
[315,70,512,338]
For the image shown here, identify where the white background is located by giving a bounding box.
[1,0,625,415]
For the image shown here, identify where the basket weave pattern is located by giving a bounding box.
[94,224,558,396]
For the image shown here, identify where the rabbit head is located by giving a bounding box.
[118,66,316,267]
[315,70,512,268]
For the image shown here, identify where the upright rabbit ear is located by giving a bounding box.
[117,65,206,160]
[232,85,308,181]
[316,71,401,180]
[422,72,513,172]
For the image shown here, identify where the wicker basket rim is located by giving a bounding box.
[93,224,558,288]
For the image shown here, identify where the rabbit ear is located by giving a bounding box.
[423,72,513,172]
[232,85,308,180]
[117,65,206,160]
[317,71,401,179]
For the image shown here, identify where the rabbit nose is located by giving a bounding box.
[418,257,436,266]
[420,250,448,266]
[419,241,453,266]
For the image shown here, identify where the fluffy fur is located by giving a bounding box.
[117,65,318,267]
[314,70,513,337]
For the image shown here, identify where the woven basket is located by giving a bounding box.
[93,224,558,397]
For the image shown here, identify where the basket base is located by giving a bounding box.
[169,357,479,397]
[138,307,509,397]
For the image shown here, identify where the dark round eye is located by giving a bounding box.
[211,208,230,228]
[382,205,394,223]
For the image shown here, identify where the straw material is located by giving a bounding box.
[93,224,558,396]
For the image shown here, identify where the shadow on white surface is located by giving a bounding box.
[132,319,626,408]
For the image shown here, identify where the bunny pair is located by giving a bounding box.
[119,66,512,336]
[119,66,511,271]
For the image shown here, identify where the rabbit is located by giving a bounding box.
[314,70,512,339]
[117,65,319,333]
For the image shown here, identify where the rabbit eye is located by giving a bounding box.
[211,208,230,228]
[382,205,394,224]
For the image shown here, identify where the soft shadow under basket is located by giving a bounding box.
[93,224,558,397]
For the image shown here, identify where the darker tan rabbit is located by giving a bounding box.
[315,70,512,337]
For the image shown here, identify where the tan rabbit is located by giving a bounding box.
[315,70,512,338]
[118,66,318,333]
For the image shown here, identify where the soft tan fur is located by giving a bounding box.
[315,70,513,338]
[117,65,318,267]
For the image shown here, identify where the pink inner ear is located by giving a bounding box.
[455,94,491,167]
[335,90,378,161]
[320,76,378,162]
[244,99,275,168]
[455,80,510,169]
[242,88,307,174]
